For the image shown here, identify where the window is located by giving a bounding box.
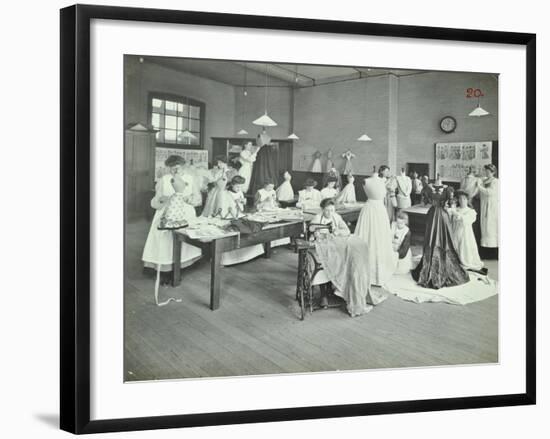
[149,93,204,147]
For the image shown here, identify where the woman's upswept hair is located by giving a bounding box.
[164,155,186,168]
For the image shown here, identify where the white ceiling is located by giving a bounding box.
[143,56,425,88]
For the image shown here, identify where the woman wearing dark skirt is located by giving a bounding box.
[412,178,469,289]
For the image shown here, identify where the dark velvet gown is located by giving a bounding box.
[412,187,469,289]
[248,143,279,196]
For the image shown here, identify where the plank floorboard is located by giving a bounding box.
[125,219,499,380]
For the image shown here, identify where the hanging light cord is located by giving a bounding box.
[264,64,268,114]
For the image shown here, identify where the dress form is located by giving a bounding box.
[395,167,412,209]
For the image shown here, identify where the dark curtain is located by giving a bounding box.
[248,142,293,195]
[277,143,293,183]
[248,143,280,195]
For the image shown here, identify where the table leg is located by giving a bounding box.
[172,233,182,287]
[210,240,222,310]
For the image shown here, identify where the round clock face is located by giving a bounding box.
[440,116,457,133]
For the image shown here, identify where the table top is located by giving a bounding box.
[175,204,365,243]
[402,204,430,215]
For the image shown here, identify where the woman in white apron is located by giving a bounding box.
[476,164,499,257]
[142,156,202,274]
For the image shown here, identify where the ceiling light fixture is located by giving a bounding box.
[253,64,278,127]
[357,72,372,142]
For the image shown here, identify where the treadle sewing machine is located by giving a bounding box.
[172,204,365,314]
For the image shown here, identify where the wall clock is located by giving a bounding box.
[439,116,457,133]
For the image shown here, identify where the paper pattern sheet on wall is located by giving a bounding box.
[155,147,209,180]
[435,141,492,182]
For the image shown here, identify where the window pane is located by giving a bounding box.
[151,113,160,129]
[155,130,164,143]
[189,133,200,145]
[189,105,200,119]
[152,98,163,111]
[179,103,189,116]
[177,117,188,131]
[189,119,200,132]
[177,103,184,113]
[164,129,177,143]
[165,115,177,130]
[165,100,178,115]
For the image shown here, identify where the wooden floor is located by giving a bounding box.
[124,219,498,382]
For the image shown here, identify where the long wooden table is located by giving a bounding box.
[172,204,364,310]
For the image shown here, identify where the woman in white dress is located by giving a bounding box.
[296,178,322,210]
[275,171,295,202]
[448,190,484,271]
[254,181,278,211]
[476,164,499,255]
[320,176,339,200]
[201,158,234,218]
[238,142,259,194]
[221,176,265,265]
[354,171,396,286]
[335,174,357,204]
[142,156,202,278]
[379,165,397,221]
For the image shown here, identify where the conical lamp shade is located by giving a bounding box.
[179,130,197,140]
[252,113,278,127]
[237,128,249,135]
[287,133,299,140]
[469,105,490,117]
[357,133,372,142]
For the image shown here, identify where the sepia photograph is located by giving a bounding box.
[123,55,499,382]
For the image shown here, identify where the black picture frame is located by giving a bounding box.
[60,4,536,434]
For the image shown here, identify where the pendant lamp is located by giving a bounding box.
[357,71,372,142]
[237,63,249,135]
[287,65,300,140]
[253,64,278,127]
[468,78,490,117]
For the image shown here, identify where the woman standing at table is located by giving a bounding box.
[476,164,499,259]
[142,156,202,282]
[238,142,260,194]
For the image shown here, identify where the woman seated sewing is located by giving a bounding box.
[297,178,322,210]
[308,198,388,315]
[254,180,278,211]
[310,198,350,237]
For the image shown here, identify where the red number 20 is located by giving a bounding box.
[466,88,484,98]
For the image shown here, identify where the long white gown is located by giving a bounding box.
[238,149,257,193]
[335,182,357,204]
[142,174,202,271]
[449,206,484,270]
[354,175,396,286]
[276,180,294,202]
[478,177,499,248]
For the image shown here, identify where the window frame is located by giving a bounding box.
[148,91,206,149]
